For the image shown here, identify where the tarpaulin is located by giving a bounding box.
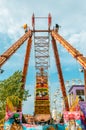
[43,124,57,130]
[57,124,65,130]
[23,125,42,130]
[4,122,58,130]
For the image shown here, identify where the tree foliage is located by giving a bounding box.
[0,71,30,120]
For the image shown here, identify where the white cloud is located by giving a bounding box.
[68,31,86,56]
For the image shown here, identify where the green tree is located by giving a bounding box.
[0,71,30,120]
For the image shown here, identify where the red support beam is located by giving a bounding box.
[51,30,86,69]
[51,36,69,111]
[22,37,32,88]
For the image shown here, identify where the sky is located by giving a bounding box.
[0,0,86,114]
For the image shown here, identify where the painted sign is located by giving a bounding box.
[79,101,86,116]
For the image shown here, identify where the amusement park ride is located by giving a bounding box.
[0,14,86,123]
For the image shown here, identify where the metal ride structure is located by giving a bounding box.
[32,14,51,122]
[0,14,86,122]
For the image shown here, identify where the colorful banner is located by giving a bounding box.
[4,118,14,130]
[4,122,58,130]
[70,96,80,111]
[64,120,82,130]
[79,101,86,129]
[79,101,86,116]
[5,111,22,121]
[64,111,80,122]
[64,111,82,130]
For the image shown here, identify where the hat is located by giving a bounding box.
[13,113,20,118]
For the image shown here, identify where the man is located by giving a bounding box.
[10,113,23,130]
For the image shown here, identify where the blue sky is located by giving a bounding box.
[0,0,86,114]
